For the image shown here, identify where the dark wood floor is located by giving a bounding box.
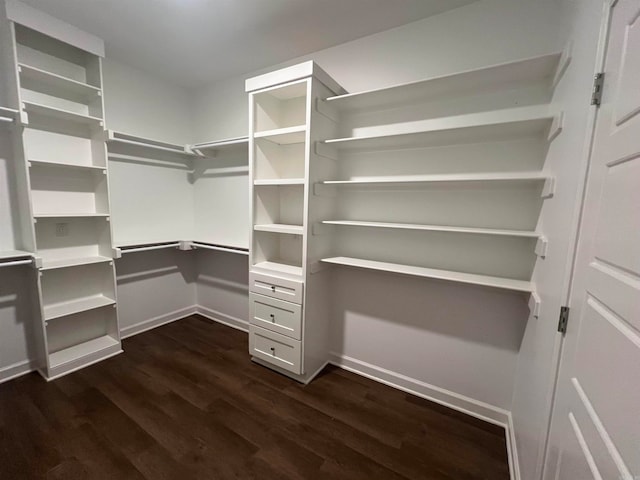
[0,315,510,480]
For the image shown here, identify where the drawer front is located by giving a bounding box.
[249,271,303,304]
[250,293,302,340]
[249,325,302,375]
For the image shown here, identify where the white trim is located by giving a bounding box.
[507,412,522,480]
[196,305,249,332]
[120,305,198,339]
[328,352,510,426]
[0,358,38,383]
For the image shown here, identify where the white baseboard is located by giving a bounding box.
[120,305,198,339]
[0,358,38,383]
[329,352,510,427]
[195,305,249,332]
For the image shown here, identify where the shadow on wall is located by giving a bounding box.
[0,267,39,371]
[330,267,529,353]
[115,248,197,285]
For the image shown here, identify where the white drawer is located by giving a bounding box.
[250,293,302,340]
[249,325,302,375]
[249,271,303,304]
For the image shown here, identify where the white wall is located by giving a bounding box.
[190,0,565,414]
[103,58,194,144]
[511,1,606,479]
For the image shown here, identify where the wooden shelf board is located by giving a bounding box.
[321,257,533,292]
[322,172,548,186]
[0,250,32,261]
[254,224,304,235]
[33,213,110,219]
[29,159,106,171]
[23,101,103,126]
[19,63,101,101]
[253,260,303,278]
[324,107,554,152]
[40,256,112,271]
[48,334,120,369]
[44,294,116,321]
[254,178,305,186]
[254,125,306,145]
[322,220,540,238]
[325,52,561,111]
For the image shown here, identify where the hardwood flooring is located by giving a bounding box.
[0,315,510,479]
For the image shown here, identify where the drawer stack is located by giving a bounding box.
[249,272,303,374]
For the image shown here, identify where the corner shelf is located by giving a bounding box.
[191,136,249,157]
[44,294,116,321]
[40,256,112,271]
[321,256,534,293]
[18,63,101,102]
[22,101,103,127]
[254,125,306,145]
[325,52,562,112]
[322,221,540,238]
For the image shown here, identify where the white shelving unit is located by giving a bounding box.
[315,53,566,301]
[6,18,122,380]
[246,61,345,382]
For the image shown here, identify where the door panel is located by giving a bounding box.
[545,1,640,479]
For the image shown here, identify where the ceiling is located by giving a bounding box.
[20,0,476,88]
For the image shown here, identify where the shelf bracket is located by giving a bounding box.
[547,112,564,142]
[315,98,338,122]
[552,41,572,90]
[315,141,337,161]
[541,177,555,199]
[535,236,548,258]
[528,292,541,318]
[178,240,193,251]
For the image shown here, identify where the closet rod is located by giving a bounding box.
[0,259,33,268]
[109,137,193,156]
[119,242,181,254]
[191,242,249,255]
[0,116,14,123]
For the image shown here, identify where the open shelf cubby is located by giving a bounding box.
[254,183,304,226]
[253,230,304,278]
[254,137,305,180]
[253,79,308,133]
[24,126,107,168]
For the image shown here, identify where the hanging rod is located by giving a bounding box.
[106,130,196,156]
[190,242,249,255]
[190,136,249,157]
[0,258,33,268]
[0,116,14,123]
[116,242,181,256]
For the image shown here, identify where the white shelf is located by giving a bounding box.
[253,260,303,278]
[191,136,249,156]
[33,213,110,219]
[48,334,120,369]
[44,294,116,321]
[0,250,32,261]
[22,101,103,127]
[322,221,540,238]
[323,106,555,152]
[28,159,106,172]
[254,224,304,235]
[40,256,112,271]
[321,257,534,293]
[106,130,196,157]
[254,178,305,186]
[19,63,101,101]
[254,125,306,145]
[322,172,549,186]
[325,52,561,112]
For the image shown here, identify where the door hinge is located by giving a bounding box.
[558,306,570,334]
[591,73,604,106]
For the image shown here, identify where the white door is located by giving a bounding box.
[543,1,640,479]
